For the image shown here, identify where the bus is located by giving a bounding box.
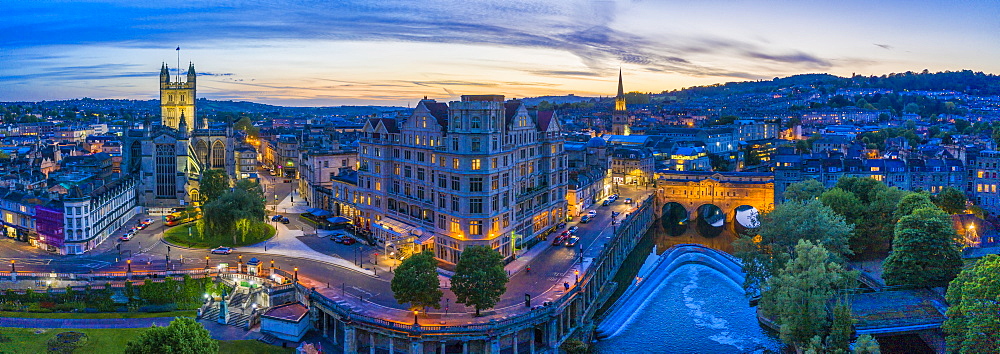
[165,207,202,226]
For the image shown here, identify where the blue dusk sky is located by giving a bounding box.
[1,0,998,106]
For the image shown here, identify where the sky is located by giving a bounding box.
[1,0,998,106]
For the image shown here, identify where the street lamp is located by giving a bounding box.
[127,259,132,274]
[9,260,14,274]
[205,256,210,269]
[574,270,580,284]
[293,266,298,281]
[412,309,419,326]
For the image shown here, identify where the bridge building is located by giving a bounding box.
[655,171,774,234]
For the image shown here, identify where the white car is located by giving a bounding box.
[587,210,598,218]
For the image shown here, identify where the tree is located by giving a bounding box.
[390,251,442,310]
[882,207,963,287]
[202,188,266,244]
[932,186,967,214]
[853,334,881,353]
[560,339,590,354]
[759,240,852,349]
[734,199,853,296]
[451,246,508,316]
[199,169,230,204]
[896,192,935,220]
[943,254,1000,352]
[124,317,217,354]
[784,179,825,202]
[233,116,260,138]
[234,178,264,201]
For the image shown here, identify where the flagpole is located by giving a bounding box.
[176,46,180,82]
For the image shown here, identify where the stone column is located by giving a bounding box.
[489,337,500,354]
[369,332,376,354]
[439,341,446,354]
[546,318,558,349]
[322,311,328,337]
[462,341,469,354]
[344,325,357,354]
[388,336,394,354]
[512,333,518,354]
[410,339,423,354]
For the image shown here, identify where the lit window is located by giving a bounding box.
[453,158,460,169]
[472,159,481,170]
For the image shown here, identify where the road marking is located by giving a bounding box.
[0,258,51,265]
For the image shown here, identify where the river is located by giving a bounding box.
[594,224,782,353]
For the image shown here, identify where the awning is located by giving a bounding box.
[326,216,351,224]
[414,233,435,245]
[372,218,420,241]
[312,209,331,217]
[305,208,322,214]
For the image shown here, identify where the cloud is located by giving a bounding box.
[874,43,893,50]
[528,70,601,77]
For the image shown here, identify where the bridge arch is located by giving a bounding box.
[733,205,760,235]
[695,204,725,238]
[660,202,688,236]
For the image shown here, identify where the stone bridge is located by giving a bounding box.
[654,171,774,236]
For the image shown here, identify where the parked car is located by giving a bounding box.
[551,233,567,246]
[624,198,633,204]
[565,236,580,247]
[119,233,134,241]
[580,215,591,223]
[331,234,346,243]
[602,199,612,206]
[271,215,283,222]
[211,246,233,255]
[281,217,290,224]
[568,226,579,234]
[135,223,148,230]
[610,194,619,201]
[341,237,357,245]
[556,222,567,229]
[587,210,598,218]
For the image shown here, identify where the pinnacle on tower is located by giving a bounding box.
[617,68,624,98]
[187,62,196,82]
[160,63,170,82]
[178,111,189,131]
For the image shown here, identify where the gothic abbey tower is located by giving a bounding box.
[611,70,632,136]
[159,63,198,132]
[122,61,235,208]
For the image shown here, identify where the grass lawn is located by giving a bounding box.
[0,310,197,319]
[0,328,295,354]
[165,222,275,248]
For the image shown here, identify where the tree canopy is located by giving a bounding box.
[201,187,267,245]
[932,186,967,215]
[734,199,853,296]
[390,250,442,310]
[451,246,508,316]
[882,207,963,287]
[199,169,230,204]
[759,240,853,350]
[943,254,1000,353]
[783,179,825,202]
[124,317,217,354]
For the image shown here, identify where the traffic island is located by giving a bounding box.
[164,222,276,249]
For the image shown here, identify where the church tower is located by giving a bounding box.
[611,70,631,135]
[160,62,196,133]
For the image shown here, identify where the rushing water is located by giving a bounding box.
[594,224,782,353]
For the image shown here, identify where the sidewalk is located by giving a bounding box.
[0,316,176,329]
[243,193,376,277]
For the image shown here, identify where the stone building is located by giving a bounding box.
[122,62,235,207]
[355,95,568,264]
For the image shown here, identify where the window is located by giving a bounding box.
[417,187,425,200]
[342,159,348,166]
[470,198,483,213]
[452,158,460,169]
[404,166,412,178]
[394,164,401,175]
[451,177,461,191]
[324,161,329,168]
[471,116,481,129]
[472,138,481,152]
[451,196,460,211]
[438,215,447,229]
[417,168,425,181]
[502,192,509,207]
[491,158,498,169]
[470,220,482,235]
[417,152,425,162]
[492,195,499,211]
[392,181,400,194]
[438,175,448,188]
[374,162,381,173]
[404,150,411,160]
[491,176,499,190]
[472,159,481,170]
[470,177,484,192]
[450,218,461,233]
[452,138,459,151]
[438,194,446,208]
[431,154,436,164]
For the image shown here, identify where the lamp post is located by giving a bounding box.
[205,256,210,269]
[270,259,275,275]
[238,255,243,274]
[127,259,132,274]
[10,260,14,274]
[574,270,579,284]
[293,266,298,281]
[412,310,419,326]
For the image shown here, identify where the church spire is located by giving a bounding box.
[617,68,624,99]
